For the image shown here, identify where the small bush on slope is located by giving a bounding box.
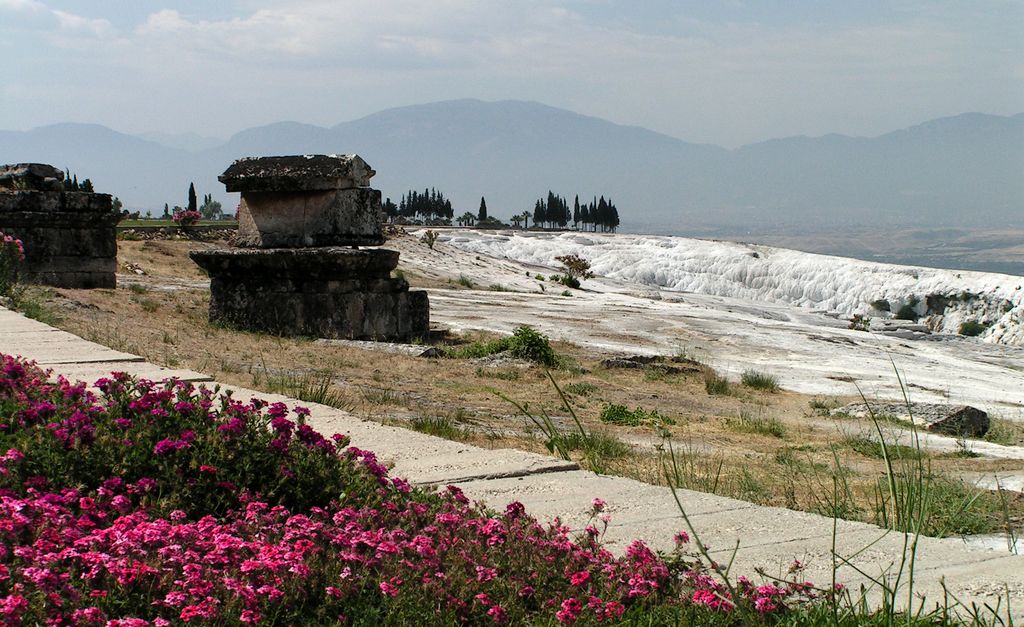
[444,325,559,367]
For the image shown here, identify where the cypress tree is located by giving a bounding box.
[478,196,488,221]
[188,182,197,213]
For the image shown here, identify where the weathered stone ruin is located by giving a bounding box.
[0,163,116,288]
[190,155,429,340]
[835,401,990,437]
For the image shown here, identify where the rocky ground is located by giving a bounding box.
[16,231,1024,542]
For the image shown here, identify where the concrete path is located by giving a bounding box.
[2,304,1023,620]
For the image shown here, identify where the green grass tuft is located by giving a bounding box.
[724,409,786,438]
[704,371,731,396]
[740,369,780,392]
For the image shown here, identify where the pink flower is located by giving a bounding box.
[591,498,606,513]
[379,577,401,597]
[555,597,583,624]
[692,589,733,611]
[0,594,29,619]
[569,570,590,586]
[70,607,106,625]
[487,605,508,623]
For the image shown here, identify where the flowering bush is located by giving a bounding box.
[0,231,25,298]
[0,353,827,624]
[171,210,202,227]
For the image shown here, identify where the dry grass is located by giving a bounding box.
[22,237,1024,537]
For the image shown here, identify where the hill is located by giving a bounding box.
[1,100,1021,229]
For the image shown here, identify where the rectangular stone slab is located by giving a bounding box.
[235,187,384,247]
[220,154,375,192]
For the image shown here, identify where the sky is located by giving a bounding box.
[1,0,1022,147]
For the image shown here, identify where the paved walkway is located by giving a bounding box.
[2,305,1023,620]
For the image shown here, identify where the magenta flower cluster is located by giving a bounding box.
[0,231,26,297]
[171,210,202,227]
[0,353,826,624]
[0,233,24,262]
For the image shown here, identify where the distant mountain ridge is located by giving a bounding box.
[1,99,1020,229]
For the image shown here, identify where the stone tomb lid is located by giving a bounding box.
[0,163,64,191]
[219,154,375,193]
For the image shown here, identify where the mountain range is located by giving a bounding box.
[1,99,1021,231]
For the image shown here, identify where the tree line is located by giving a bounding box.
[384,188,454,221]
[383,189,621,232]
[530,191,620,232]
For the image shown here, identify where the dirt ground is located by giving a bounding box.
[22,236,1024,537]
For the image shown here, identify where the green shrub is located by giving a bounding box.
[958,320,987,337]
[556,274,580,289]
[740,369,780,392]
[554,253,594,289]
[505,325,558,366]
[447,337,509,359]
[599,403,674,427]
[869,299,891,312]
[456,274,475,288]
[444,325,558,367]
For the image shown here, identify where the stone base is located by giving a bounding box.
[189,247,429,341]
[0,191,117,289]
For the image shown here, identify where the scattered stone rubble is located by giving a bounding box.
[599,354,703,375]
[0,163,117,288]
[190,155,429,341]
[834,401,990,438]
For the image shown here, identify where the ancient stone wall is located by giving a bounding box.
[0,164,117,289]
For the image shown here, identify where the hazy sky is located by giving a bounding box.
[2,0,1021,147]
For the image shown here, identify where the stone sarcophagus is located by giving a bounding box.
[190,155,429,341]
[0,163,117,289]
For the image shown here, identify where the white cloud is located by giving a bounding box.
[52,9,113,37]
[0,0,46,12]
[1,1,1020,145]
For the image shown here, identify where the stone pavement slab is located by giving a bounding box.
[214,384,579,484]
[53,361,213,385]
[0,307,208,382]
